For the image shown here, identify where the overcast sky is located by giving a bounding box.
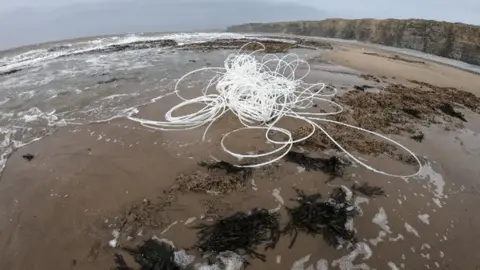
[1,0,479,50]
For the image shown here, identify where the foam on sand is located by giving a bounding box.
[372,207,391,233]
[418,214,430,225]
[404,222,420,238]
[331,242,372,270]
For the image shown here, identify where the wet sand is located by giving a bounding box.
[1,44,480,270]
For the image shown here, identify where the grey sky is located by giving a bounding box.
[2,0,480,24]
[1,0,479,50]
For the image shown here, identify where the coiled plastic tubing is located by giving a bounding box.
[128,42,422,178]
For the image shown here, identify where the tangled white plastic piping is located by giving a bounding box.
[128,42,422,178]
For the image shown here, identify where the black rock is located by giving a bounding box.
[22,154,34,161]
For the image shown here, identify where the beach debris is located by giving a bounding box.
[438,103,466,122]
[198,161,253,181]
[201,198,233,219]
[285,151,346,178]
[173,170,246,194]
[22,153,35,161]
[410,131,425,142]
[283,188,359,248]
[192,208,280,262]
[112,239,187,270]
[351,183,386,198]
[116,197,174,241]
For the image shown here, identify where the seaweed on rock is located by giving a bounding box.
[351,183,386,198]
[285,151,346,177]
[112,239,181,270]
[283,188,359,249]
[198,161,253,181]
[438,103,467,122]
[192,208,280,262]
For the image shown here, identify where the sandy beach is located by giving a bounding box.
[1,37,480,270]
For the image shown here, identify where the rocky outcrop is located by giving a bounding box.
[227,19,480,65]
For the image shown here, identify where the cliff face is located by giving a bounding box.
[227,19,480,65]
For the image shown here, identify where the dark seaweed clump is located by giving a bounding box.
[402,108,422,119]
[285,151,346,178]
[283,188,358,248]
[193,208,280,262]
[112,239,181,270]
[353,85,373,91]
[198,161,253,181]
[410,131,425,142]
[22,153,35,161]
[438,103,467,122]
[351,183,386,198]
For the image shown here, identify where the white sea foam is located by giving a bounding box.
[316,259,329,270]
[270,188,284,213]
[331,242,372,270]
[196,251,244,270]
[0,32,247,73]
[108,229,120,247]
[418,214,430,225]
[291,254,312,270]
[372,207,391,233]
[404,222,420,238]
[389,234,404,242]
[388,262,400,270]
[369,231,387,246]
[354,196,370,216]
[416,161,445,198]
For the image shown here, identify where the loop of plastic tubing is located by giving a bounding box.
[127,42,422,178]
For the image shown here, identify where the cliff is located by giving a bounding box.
[227,19,480,66]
